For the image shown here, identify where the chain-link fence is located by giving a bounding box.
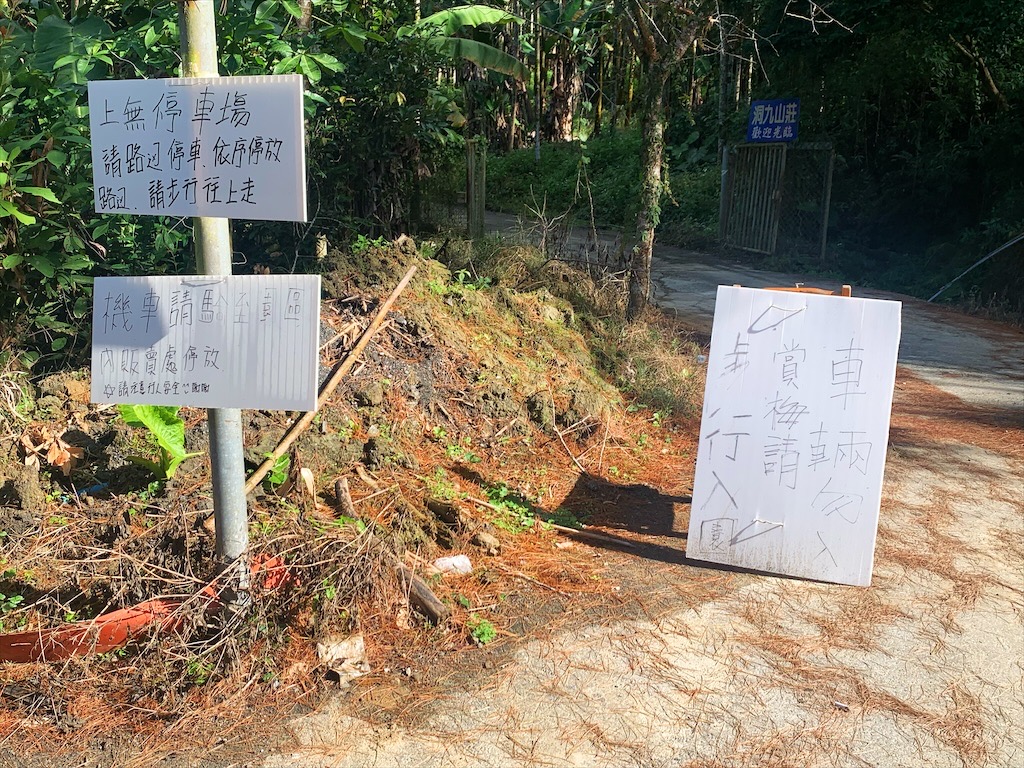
[720,143,834,260]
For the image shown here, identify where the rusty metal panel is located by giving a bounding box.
[723,144,786,254]
[722,143,833,258]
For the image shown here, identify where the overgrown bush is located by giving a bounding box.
[486,130,720,245]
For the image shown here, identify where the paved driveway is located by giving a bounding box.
[266,228,1024,768]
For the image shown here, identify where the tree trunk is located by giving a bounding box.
[509,80,520,152]
[627,64,669,320]
[549,60,581,142]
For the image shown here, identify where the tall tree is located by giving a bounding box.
[621,0,712,318]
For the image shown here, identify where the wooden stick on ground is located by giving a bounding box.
[396,565,450,623]
[245,264,418,494]
[467,497,635,548]
[334,478,358,519]
[491,562,569,597]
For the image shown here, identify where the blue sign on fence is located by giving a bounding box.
[747,98,800,142]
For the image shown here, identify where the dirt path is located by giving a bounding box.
[263,226,1023,768]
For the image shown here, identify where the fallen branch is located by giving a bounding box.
[334,478,358,519]
[544,521,636,548]
[245,264,418,494]
[491,563,569,597]
[397,565,450,624]
[551,390,588,473]
[467,497,634,548]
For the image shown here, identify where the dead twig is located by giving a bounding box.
[354,462,381,490]
[550,389,588,474]
[334,476,449,624]
[491,562,569,597]
[466,496,634,548]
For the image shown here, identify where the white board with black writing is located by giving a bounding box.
[88,75,306,221]
[90,275,320,411]
[686,286,902,586]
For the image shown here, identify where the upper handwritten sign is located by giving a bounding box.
[747,98,800,143]
[90,275,321,411]
[88,75,306,222]
[686,286,901,586]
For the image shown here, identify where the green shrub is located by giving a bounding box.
[487,130,718,245]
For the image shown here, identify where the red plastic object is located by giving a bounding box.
[0,599,186,663]
[0,555,293,663]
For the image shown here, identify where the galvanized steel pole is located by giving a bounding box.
[178,1,250,597]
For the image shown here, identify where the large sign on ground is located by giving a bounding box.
[88,74,306,221]
[90,275,321,411]
[686,286,901,586]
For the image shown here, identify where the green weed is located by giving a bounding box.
[424,467,458,500]
[467,616,497,645]
[351,234,388,256]
[118,404,200,480]
[484,483,535,533]
[264,453,291,490]
[185,658,214,686]
[541,507,586,530]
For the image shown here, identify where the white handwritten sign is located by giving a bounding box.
[88,75,306,221]
[90,275,321,411]
[686,286,902,586]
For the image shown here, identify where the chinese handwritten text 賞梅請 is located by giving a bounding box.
[91,275,321,412]
[687,286,901,586]
[88,76,306,222]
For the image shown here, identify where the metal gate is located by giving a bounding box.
[719,143,834,260]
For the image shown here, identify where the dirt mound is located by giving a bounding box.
[0,237,705,763]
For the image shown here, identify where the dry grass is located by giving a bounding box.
[613,307,707,417]
[1,239,696,763]
[877,494,997,638]
[891,367,1024,461]
[731,617,992,768]
[0,349,29,439]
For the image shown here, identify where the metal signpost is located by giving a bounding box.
[87,1,311,603]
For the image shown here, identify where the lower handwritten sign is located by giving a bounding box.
[91,275,321,411]
[685,286,902,586]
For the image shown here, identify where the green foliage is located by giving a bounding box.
[0,564,25,630]
[0,1,523,354]
[487,130,719,245]
[424,466,459,500]
[484,483,535,533]
[351,234,388,256]
[445,437,482,464]
[118,404,199,480]
[466,615,497,645]
[265,453,291,490]
[747,0,1024,312]
[398,5,528,80]
[542,507,585,530]
[0,591,23,615]
[185,657,215,686]
[0,4,193,356]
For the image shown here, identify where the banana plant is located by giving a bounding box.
[397,5,529,81]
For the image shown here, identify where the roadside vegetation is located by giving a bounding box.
[0,0,1021,759]
[3,1,1022,371]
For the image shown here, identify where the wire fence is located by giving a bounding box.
[721,142,834,260]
